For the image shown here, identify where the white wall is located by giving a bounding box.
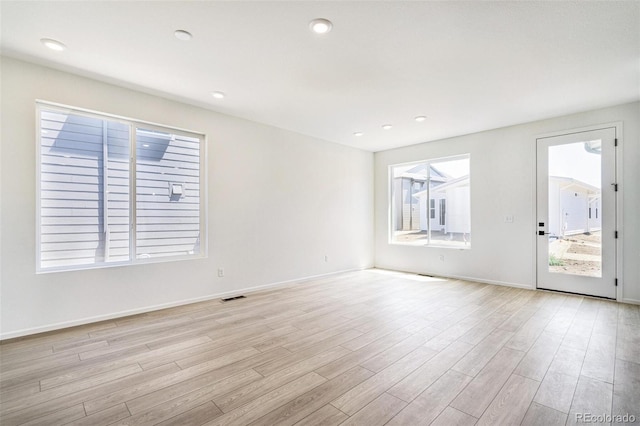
[0,57,374,339]
[375,102,640,303]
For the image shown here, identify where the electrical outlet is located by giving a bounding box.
[217,268,224,277]
[439,255,445,262]
[324,255,329,262]
[505,215,514,223]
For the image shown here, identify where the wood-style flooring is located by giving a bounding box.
[1,269,639,425]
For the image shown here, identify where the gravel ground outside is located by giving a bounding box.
[549,231,602,277]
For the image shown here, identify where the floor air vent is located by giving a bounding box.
[221,295,246,302]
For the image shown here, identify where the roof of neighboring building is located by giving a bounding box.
[413,175,469,197]
[550,176,600,193]
[396,163,451,182]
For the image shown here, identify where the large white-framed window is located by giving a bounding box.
[389,154,470,248]
[37,102,206,272]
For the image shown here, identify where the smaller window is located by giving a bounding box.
[589,207,592,219]
[389,154,470,248]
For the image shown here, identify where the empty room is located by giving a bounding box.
[1,1,639,425]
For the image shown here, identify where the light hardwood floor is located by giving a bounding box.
[1,269,638,425]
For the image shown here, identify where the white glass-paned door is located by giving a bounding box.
[536,127,616,298]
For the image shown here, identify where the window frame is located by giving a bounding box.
[388,154,471,249]
[36,100,207,273]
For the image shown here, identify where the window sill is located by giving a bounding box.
[389,241,471,250]
[36,252,207,274]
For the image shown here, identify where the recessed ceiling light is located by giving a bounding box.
[40,38,66,51]
[382,124,393,130]
[414,116,427,122]
[211,91,225,99]
[353,132,363,137]
[174,30,192,41]
[309,18,333,34]
[142,144,150,148]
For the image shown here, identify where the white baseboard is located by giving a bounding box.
[374,267,640,303]
[372,267,534,290]
[0,266,370,341]
[444,274,534,290]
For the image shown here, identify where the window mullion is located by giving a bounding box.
[129,124,137,262]
[102,121,110,261]
[427,165,431,246]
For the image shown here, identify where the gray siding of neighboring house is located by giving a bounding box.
[135,130,200,259]
[40,111,129,268]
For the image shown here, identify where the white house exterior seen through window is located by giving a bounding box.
[390,155,471,248]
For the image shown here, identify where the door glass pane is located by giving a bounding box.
[548,140,602,277]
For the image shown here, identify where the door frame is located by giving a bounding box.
[533,122,623,301]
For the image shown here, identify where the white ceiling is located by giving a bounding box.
[1,1,639,152]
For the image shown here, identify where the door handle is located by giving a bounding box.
[538,231,550,236]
